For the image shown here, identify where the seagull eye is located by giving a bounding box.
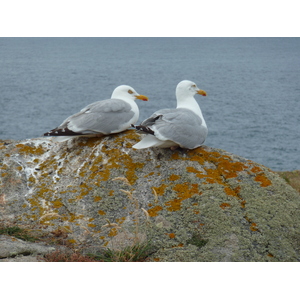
[128,90,134,94]
[192,84,196,88]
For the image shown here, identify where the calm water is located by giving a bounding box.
[0,37,299,171]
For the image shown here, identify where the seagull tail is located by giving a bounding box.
[132,135,166,149]
[46,136,77,142]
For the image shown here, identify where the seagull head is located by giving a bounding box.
[176,80,207,98]
[111,85,149,102]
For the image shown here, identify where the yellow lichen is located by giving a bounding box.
[52,199,63,208]
[254,174,272,187]
[98,210,106,215]
[169,174,180,181]
[108,228,118,237]
[147,205,163,217]
[68,239,77,244]
[152,184,168,196]
[220,203,231,209]
[15,144,45,156]
[250,166,262,173]
[94,196,102,202]
[250,223,259,231]
[165,182,199,212]
[144,172,155,178]
[224,186,241,197]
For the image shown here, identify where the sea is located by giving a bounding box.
[0,37,299,171]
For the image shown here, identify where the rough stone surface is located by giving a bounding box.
[1,131,300,262]
[0,235,55,261]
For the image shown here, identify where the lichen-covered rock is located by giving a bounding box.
[0,235,55,261]
[1,131,300,261]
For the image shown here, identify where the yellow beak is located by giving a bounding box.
[197,89,207,96]
[135,94,149,101]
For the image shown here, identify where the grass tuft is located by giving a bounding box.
[88,241,155,262]
[43,250,97,262]
[0,226,37,242]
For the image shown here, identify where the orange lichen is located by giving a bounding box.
[165,182,199,212]
[169,174,180,181]
[67,239,77,244]
[224,186,241,197]
[152,184,168,196]
[94,196,102,202]
[250,223,259,231]
[147,205,163,217]
[220,203,231,209]
[168,233,176,239]
[186,166,200,173]
[116,217,126,224]
[88,223,96,228]
[254,174,272,187]
[108,228,118,237]
[244,216,259,232]
[144,172,155,178]
[15,143,45,156]
[98,210,106,215]
[240,200,246,208]
[251,166,262,173]
[183,148,249,185]
[52,199,63,208]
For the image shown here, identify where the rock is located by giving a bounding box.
[0,235,55,261]
[1,131,300,261]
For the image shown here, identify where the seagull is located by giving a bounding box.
[132,80,207,150]
[43,85,148,142]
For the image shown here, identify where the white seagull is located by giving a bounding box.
[132,80,207,150]
[44,85,148,142]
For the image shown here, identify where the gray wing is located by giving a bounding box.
[58,98,135,134]
[143,108,208,149]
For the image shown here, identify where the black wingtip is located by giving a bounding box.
[43,128,83,136]
[132,124,154,135]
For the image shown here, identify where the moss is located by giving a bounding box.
[187,233,208,248]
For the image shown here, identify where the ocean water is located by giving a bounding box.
[0,37,299,171]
